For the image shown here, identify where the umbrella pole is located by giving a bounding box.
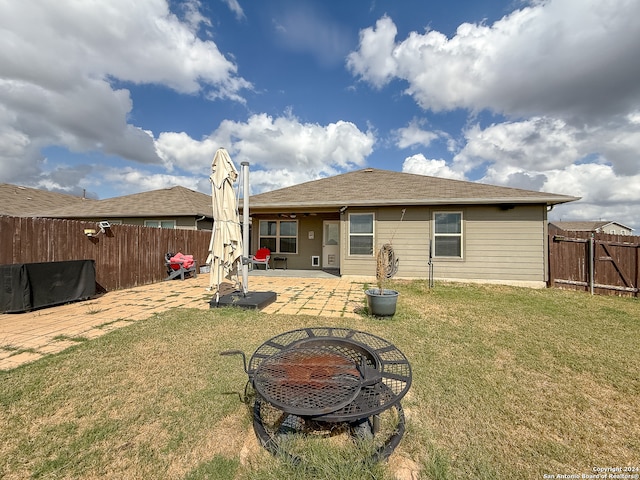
[241,161,250,295]
[216,261,221,305]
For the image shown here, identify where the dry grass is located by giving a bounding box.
[1,281,639,479]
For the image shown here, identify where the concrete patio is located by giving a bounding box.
[0,271,372,371]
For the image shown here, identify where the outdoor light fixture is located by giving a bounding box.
[98,221,111,234]
[84,221,112,238]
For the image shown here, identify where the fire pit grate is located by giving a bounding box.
[253,346,363,416]
[221,327,412,462]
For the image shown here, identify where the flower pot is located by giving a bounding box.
[365,289,399,317]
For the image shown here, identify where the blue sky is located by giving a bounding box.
[1,0,640,230]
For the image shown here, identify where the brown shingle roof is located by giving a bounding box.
[0,183,89,216]
[248,168,579,209]
[41,186,213,218]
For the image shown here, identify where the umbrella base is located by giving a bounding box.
[210,290,277,310]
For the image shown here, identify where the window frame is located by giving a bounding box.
[432,211,463,259]
[348,212,375,256]
[258,219,299,254]
[144,219,176,229]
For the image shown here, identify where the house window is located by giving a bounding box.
[259,220,298,253]
[349,213,374,255]
[145,220,176,229]
[433,212,462,257]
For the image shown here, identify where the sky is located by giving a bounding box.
[1,0,639,230]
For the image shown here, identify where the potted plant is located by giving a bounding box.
[365,209,404,317]
[365,244,400,316]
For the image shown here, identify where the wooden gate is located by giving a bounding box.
[548,230,640,296]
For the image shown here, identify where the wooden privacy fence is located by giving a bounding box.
[0,215,212,292]
[548,229,640,297]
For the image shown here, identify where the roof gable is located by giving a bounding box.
[248,168,579,209]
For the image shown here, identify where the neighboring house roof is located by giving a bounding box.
[0,183,89,216]
[248,168,579,210]
[40,186,213,219]
[0,184,213,219]
[550,221,634,232]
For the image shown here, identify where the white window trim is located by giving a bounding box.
[433,211,463,259]
[258,219,299,254]
[348,212,375,256]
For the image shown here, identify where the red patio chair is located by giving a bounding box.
[250,248,271,270]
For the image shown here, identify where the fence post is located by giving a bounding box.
[589,234,594,295]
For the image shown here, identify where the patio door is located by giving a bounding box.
[322,221,340,269]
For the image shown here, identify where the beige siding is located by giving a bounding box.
[437,205,546,284]
[341,206,430,278]
[341,204,548,286]
[377,207,430,278]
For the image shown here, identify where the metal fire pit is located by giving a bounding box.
[222,327,412,462]
[248,327,412,421]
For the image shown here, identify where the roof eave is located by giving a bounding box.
[247,196,581,210]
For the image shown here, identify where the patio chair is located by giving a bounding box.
[165,252,197,280]
[250,248,271,270]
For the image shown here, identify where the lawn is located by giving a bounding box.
[1,281,639,479]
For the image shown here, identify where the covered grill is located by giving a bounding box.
[222,327,412,462]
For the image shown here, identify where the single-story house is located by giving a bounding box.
[245,168,579,287]
[0,184,214,230]
[549,221,634,236]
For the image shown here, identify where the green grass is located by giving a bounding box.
[52,334,89,343]
[1,281,638,479]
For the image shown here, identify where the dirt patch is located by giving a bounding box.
[388,454,421,480]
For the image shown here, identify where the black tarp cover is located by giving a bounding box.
[0,260,96,313]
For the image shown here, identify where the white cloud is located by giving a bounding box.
[543,163,640,204]
[402,154,465,180]
[0,0,250,187]
[347,16,399,88]
[455,117,582,173]
[155,132,219,173]
[348,0,640,119]
[180,0,214,30]
[221,0,245,21]
[208,113,375,174]
[154,112,376,193]
[98,166,206,197]
[394,120,440,149]
[544,163,640,228]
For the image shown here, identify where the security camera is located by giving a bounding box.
[98,221,111,229]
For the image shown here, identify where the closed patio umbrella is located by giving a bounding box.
[207,148,245,302]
